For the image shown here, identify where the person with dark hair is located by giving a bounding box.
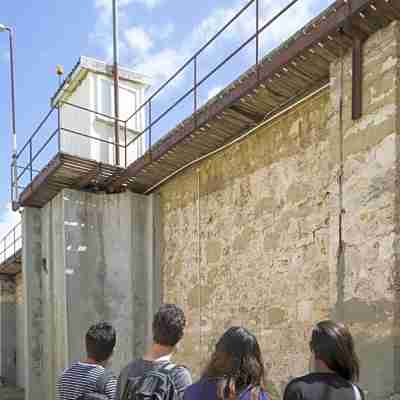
[184,327,269,400]
[57,321,117,400]
[284,320,364,400]
[116,304,192,400]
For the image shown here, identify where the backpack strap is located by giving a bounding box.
[96,369,115,394]
[351,384,362,400]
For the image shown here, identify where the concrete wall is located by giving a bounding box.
[15,273,25,388]
[0,277,16,386]
[22,208,45,400]
[158,21,400,400]
[22,188,161,400]
[0,272,24,389]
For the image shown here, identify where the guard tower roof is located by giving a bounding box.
[51,56,151,107]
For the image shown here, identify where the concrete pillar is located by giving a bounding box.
[15,273,25,388]
[41,196,69,400]
[22,208,45,400]
[0,276,16,385]
[51,189,161,372]
[132,193,162,356]
[20,189,161,397]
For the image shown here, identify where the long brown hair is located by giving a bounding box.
[203,327,266,398]
[310,320,360,382]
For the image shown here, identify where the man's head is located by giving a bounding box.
[153,304,186,348]
[85,322,116,363]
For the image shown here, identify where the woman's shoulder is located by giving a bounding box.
[184,378,217,400]
[239,386,270,400]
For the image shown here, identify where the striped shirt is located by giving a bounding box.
[57,362,117,400]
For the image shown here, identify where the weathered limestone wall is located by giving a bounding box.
[159,21,400,400]
[327,21,400,400]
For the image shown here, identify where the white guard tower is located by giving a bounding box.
[51,56,150,167]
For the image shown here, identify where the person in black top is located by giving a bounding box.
[284,320,364,400]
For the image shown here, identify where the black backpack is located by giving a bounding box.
[121,363,179,400]
[77,369,115,400]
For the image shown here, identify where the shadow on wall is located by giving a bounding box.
[331,244,400,398]
[394,131,400,398]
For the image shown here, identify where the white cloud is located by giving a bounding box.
[125,26,154,54]
[124,0,319,87]
[92,0,330,101]
[95,0,163,14]
[207,86,222,101]
[134,48,186,84]
[1,50,9,63]
[134,0,163,8]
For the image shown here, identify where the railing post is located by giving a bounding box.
[10,163,14,206]
[149,100,152,159]
[194,56,198,127]
[256,0,260,76]
[29,139,33,182]
[124,121,127,168]
[57,105,61,152]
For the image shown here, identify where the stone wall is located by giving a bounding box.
[159,21,400,400]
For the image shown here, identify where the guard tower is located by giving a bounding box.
[15,57,161,400]
[13,56,150,210]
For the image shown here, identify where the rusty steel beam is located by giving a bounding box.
[352,37,363,120]
[19,153,63,207]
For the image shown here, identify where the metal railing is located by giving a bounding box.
[12,101,130,203]
[12,0,304,202]
[124,0,301,153]
[0,222,22,266]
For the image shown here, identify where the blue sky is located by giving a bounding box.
[0,0,332,237]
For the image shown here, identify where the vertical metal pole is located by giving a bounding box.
[352,37,362,120]
[256,0,260,78]
[29,140,33,182]
[124,121,127,167]
[10,163,13,205]
[8,28,18,205]
[57,106,61,152]
[113,0,120,166]
[194,56,197,127]
[13,226,15,256]
[149,100,152,158]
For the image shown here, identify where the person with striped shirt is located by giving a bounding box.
[57,322,118,400]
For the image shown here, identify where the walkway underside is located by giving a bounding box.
[17,0,400,207]
[18,153,124,208]
[0,249,21,277]
[105,0,398,194]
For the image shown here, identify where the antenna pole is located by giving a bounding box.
[113,0,120,166]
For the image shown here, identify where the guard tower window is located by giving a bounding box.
[96,75,138,131]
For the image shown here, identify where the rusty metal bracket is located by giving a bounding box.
[352,36,363,120]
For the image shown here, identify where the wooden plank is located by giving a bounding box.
[19,153,63,207]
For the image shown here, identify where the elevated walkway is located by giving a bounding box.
[12,0,400,208]
[0,222,21,277]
